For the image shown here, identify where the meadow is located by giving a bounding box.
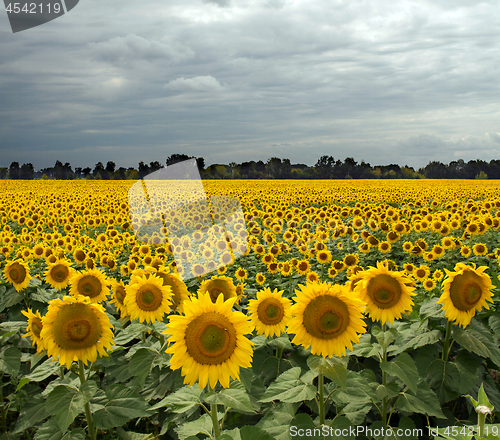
[1,179,500,440]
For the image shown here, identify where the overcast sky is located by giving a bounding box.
[1,0,500,171]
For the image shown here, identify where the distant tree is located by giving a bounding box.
[92,162,105,179]
[138,161,150,178]
[126,168,139,180]
[447,159,466,178]
[196,157,205,170]
[266,157,283,178]
[74,167,83,179]
[489,160,500,179]
[476,171,488,180]
[149,161,163,173]
[115,167,127,179]
[0,168,8,179]
[228,162,237,178]
[106,161,116,175]
[9,162,20,179]
[315,155,335,178]
[19,163,34,179]
[82,167,92,178]
[424,161,447,178]
[166,154,191,166]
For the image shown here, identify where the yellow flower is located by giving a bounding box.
[288,281,366,358]
[355,261,416,325]
[423,278,436,291]
[45,259,74,290]
[109,279,128,318]
[198,275,238,304]
[235,267,248,281]
[4,260,31,291]
[255,272,266,285]
[473,243,488,257]
[307,271,320,283]
[40,295,114,368]
[21,308,44,352]
[69,269,109,303]
[163,293,254,389]
[296,259,310,275]
[152,269,191,314]
[437,263,494,328]
[125,274,173,324]
[316,250,332,264]
[248,288,292,338]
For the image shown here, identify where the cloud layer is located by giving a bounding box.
[1,0,499,169]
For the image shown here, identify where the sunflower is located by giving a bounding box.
[460,245,472,258]
[153,270,191,314]
[288,281,366,358]
[235,267,248,281]
[437,263,494,328]
[379,242,391,253]
[316,250,332,264]
[69,269,110,303]
[423,278,436,292]
[296,259,311,275]
[343,254,359,267]
[198,275,238,304]
[191,263,207,278]
[45,259,74,290]
[40,295,114,368]
[163,293,254,389]
[248,288,292,338]
[307,271,320,283]
[414,265,430,281]
[473,243,488,257]
[3,259,31,291]
[281,262,294,277]
[355,261,416,325]
[125,274,173,324]
[433,269,444,281]
[21,308,45,352]
[255,272,266,285]
[109,279,128,318]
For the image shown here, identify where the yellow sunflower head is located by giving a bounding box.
[354,261,416,325]
[21,308,45,352]
[163,293,254,389]
[108,279,128,318]
[248,288,292,338]
[198,275,238,304]
[69,269,110,303]
[45,259,74,290]
[288,281,367,358]
[154,270,191,314]
[4,259,32,292]
[437,263,494,328]
[124,274,173,324]
[40,295,114,368]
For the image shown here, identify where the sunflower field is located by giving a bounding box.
[2,179,500,440]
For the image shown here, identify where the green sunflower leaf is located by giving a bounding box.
[380,352,419,394]
[92,384,151,430]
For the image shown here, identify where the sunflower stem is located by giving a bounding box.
[382,324,388,428]
[78,361,96,440]
[210,402,220,439]
[442,321,453,362]
[318,372,325,426]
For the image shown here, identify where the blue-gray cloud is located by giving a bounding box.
[1,0,499,170]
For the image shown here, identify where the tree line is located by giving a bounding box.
[0,154,497,180]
